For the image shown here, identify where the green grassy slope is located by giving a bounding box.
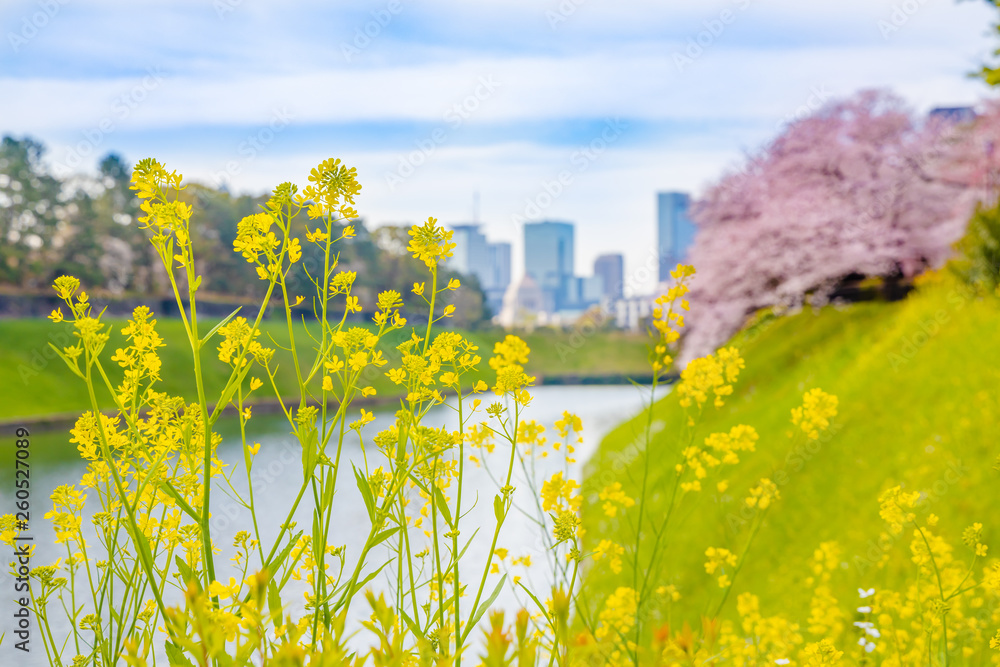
[580,276,1000,626]
[0,317,650,421]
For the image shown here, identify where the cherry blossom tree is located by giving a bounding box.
[682,90,980,359]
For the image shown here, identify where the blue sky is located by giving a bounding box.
[2,0,997,293]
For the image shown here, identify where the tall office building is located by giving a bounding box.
[484,241,511,315]
[449,224,490,285]
[524,221,574,312]
[487,242,511,290]
[657,192,697,282]
[448,225,512,316]
[593,253,624,301]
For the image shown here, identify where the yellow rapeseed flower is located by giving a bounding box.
[407,218,455,268]
[791,388,839,439]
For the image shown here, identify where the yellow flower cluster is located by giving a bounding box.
[806,542,845,639]
[676,346,745,409]
[791,388,839,439]
[598,482,635,518]
[704,546,738,587]
[48,275,109,371]
[595,586,637,642]
[301,157,361,221]
[715,592,803,665]
[389,330,479,406]
[44,484,85,544]
[541,471,584,547]
[745,478,780,510]
[0,514,22,548]
[216,317,273,367]
[554,411,583,440]
[541,472,580,513]
[593,539,626,574]
[233,212,281,270]
[407,217,456,268]
[878,485,921,534]
[802,638,844,666]
[678,424,758,492]
[962,522,989,556]
[110,306,165,406]
[649,264,695,372]
[489,334,535,397]
[130,158,188,235]
[516,419,547,455]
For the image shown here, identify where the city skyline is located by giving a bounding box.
[447,187,687,303]
[2,0,993,296]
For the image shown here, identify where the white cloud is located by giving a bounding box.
[5,0,999,296]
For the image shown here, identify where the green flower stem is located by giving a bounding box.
[711,507,766,619]
[82,360,168,621]
[460,400,521,646]
[452,389,466,663]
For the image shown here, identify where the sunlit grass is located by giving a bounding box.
[582,274,1000,630]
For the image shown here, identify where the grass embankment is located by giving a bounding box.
[0,317,649,422]
[580,275,1000,626]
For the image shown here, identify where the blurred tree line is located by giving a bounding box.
[0,136,489,326]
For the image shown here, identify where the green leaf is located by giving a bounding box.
[312,512,324,563]
[468,574,507,636]
[165,641,195,667]
[160,481,201,523]
[235,641,257,667]
[399,608,424,640]
[200,306,242,347]
[515,579,550,620]
[131,524,156,577]
[322,475,335,510]
[264,529,303,575]
[47,343,83,378]
[350,560,391,598]
[333,560,391,610]
[369,526,400,549]
[457,528,481,561]
[493,494,504,523]
[354,465,375,522]
[267,581,283,625]
[210,360,254,423]
[174,555,200,591]
[300,421,320,481]
[434,485,454,527]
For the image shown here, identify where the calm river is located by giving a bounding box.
[0,384,663,663]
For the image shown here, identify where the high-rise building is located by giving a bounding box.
[524,221,574,312]
[484,242,511,315]
[657,192,697,282]
[448,225,512,317]
[486,242,511,290]
[449,224,490,286]
[593,253,624,301]
[571,275,604,307]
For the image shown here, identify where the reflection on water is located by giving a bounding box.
[0,384,663,663]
